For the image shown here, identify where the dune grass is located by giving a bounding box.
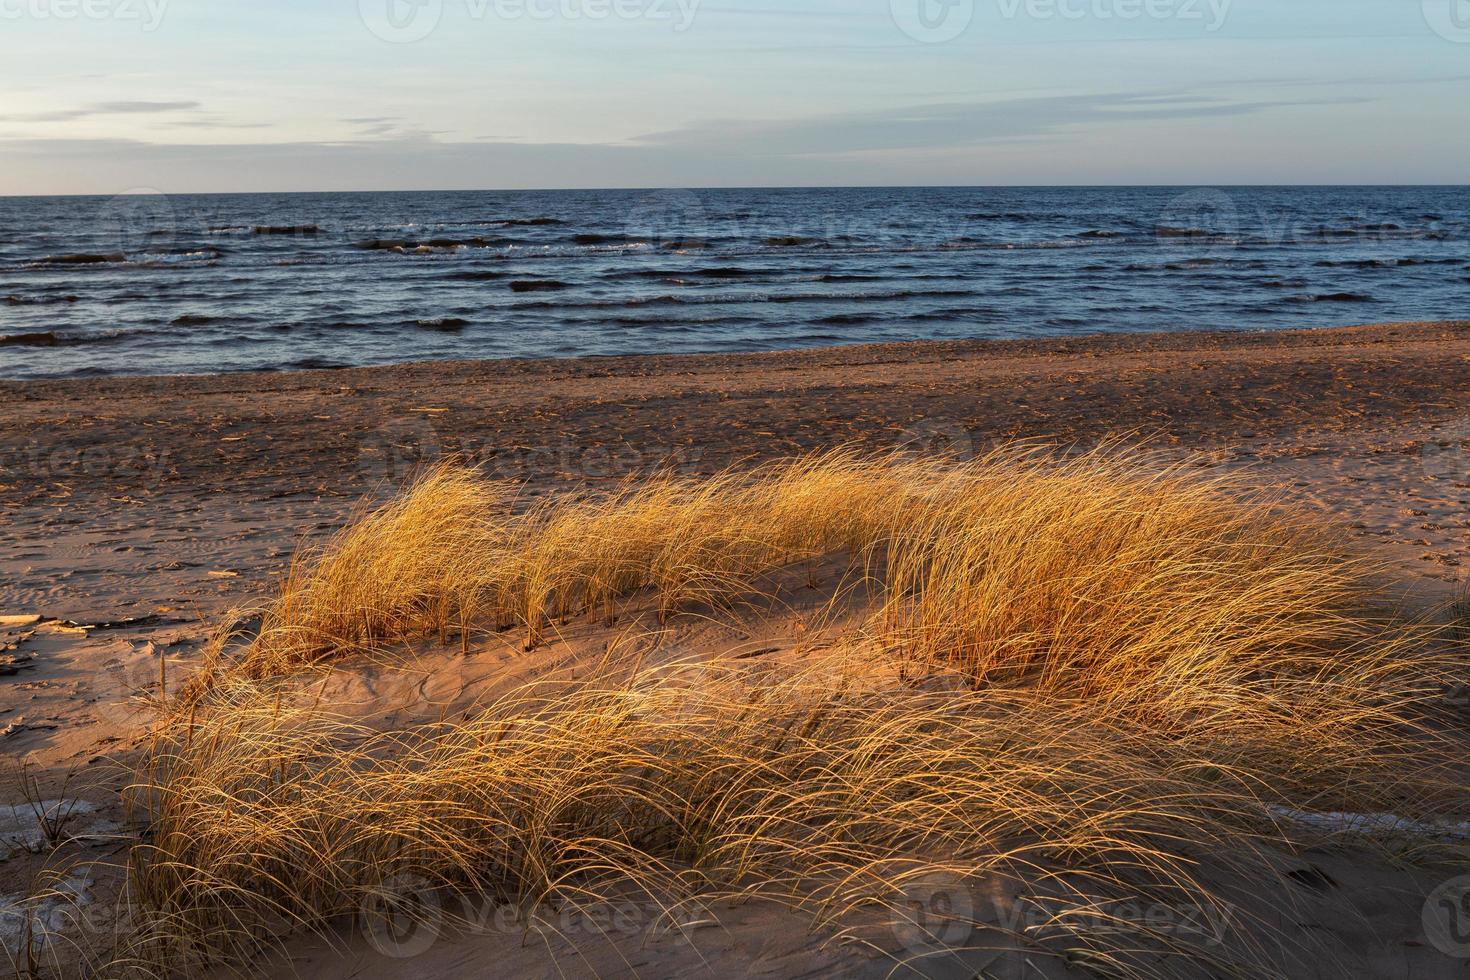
[117,447,1468,977]
[188,446,1425,694]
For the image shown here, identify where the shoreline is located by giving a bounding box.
[4,318,1467,393]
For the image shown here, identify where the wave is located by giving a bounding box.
[1285,292,1377,304]
[30,252,125,266]
[415,317,469,331]
[354,236,509,252]
[510,280,571,292]
[1313,257,1464,269]
[514,287,977,311]
[168,246,226,259]
[0,330,67,347]
[693,266,764,279]
[903,307,998,322]
[0,329,128,348]
[1288,225,1459,243]
[5,293,80,306]
[136,246,227,267]
[572,233,637,245]
[938,238,1097,251]
[602,266,766,282]
[1154,226,1225,239]
[171,313,225,326]
[445,270,506,281]
[1123,258,1266,272]
[284,356,350,370]
[496,217,564,227]
[252,225,322,236]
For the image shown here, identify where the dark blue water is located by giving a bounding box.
[1,186,1466,379]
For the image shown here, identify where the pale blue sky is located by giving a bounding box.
[1,0,1467,194]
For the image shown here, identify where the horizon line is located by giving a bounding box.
[3,181,1468,200]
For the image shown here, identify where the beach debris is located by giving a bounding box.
[2,630,35,652]
[0,653,36,678]
[0,624,38,677]
[53,614,171,633]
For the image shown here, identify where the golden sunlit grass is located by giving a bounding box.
[114,447,1468,977]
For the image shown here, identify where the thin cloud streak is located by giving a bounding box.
[0,100,202,123]
[630,92,1368,155]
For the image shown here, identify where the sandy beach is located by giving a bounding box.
[5,319,1469,621]
[3,319,1470,978]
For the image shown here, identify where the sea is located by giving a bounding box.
[1,186,1466,380]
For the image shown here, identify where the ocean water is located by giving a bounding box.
[0,186,1466,380]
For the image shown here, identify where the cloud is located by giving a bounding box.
[0,100,202,123]
[340,115,446,141]
[630,91,1368,155]
[91,100,201,114]
[0,88,1437,194]
[164,119,272,130]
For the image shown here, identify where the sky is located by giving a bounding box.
[1,0,1468,194]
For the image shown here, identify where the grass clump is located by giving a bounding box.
[118,446,1468,977]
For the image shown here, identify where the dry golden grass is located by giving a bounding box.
[112,446,1469,977]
